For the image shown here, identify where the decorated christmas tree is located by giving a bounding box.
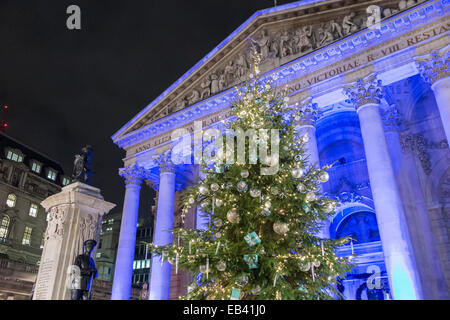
[149,52,352,300]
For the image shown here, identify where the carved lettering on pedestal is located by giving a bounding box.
[34,259,55,300]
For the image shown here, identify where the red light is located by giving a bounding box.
[3,124,7,127]
[4,105,7,109]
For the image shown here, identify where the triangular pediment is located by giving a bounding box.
[112,0,419,142]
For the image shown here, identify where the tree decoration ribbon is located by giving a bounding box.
[243,254,259,269]
[244,232,261,246]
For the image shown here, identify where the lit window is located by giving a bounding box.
[29,203,38,217]
[0,216,10,241]
[40,233,45,249]
[133,261,137,270]
[31,162,41,174]
[108,219,114,224]
[96,252,102,258]
[47,170,57,181]
[6,150,23,163]
[106,227,112,232]
[6,194,16,208]
[146,259,150,268]
[62,177,70,186]
[22,226,33,246]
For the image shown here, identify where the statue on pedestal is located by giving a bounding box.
[71,145,93,184]
[71,239,98,300]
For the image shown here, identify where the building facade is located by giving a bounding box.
[111,0,450,300]
[0,132,69,299]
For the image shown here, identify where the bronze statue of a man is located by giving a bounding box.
[71,145,93,184]
[71,239,98,300]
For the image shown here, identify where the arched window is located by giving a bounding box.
[6,194,16,208]
[0,216,10,241]
[335,211,380,244]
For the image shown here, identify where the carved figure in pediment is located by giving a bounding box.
[210,73,219,95]
[235,54,248,79]
[218,73,226,91]
[188,89,200,105]
[342,12,357,35]
[174,97,187,112]
[330,20,343,38]
[406,0,416,8]
[251,30,270,61]
[224,61,236,85]
[318,25,334,46]
[398,0,407,10]
[269,32,281,58]
[280,30,292,58]
[200,76,211,99]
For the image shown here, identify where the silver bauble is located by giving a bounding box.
[264,201,271,209]
[199,265,207,273]
[270,187,279,195]
[227,208,240,223]
[211,183,220,192]
[297,183,306,192]
[273,221,289,235]
[199,184,208,195]
[213,218,223,228]
[291,167,304,179]
[261,209,271,216]
[250,189,261,198]
[216,261,227,272]
[299,262,311,272]
[236,181,248,193]
[215,232,222,238]
[318,171,329,183]
[201,200,209,208]
[236,275,249,287]
[240,170,249,178]
[215,198,223,207]
[313,260,321,268]
[188,197,195,204]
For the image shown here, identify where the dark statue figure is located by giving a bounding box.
[71,239,98,300]
[71,145,93,184]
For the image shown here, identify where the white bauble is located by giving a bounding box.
[227,208,240,223]
[292,167,304,179]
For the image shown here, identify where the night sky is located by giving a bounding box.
[0,0,294,216]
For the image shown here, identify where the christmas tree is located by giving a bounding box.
[149,52,352,300]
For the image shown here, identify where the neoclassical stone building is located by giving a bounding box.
[111,0,449,300]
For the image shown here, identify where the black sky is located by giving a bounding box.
[0,0,294,215]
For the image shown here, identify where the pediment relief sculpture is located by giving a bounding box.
[125,0,428,135]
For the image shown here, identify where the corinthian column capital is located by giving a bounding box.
[343,74,383,109]
[416,47,450,86]
[295,97,320,126]
[119,164,148,186]
[153,149,176,174]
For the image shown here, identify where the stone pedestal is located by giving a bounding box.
[33,182,115,300]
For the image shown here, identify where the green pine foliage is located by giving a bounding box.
[149,53,353,300]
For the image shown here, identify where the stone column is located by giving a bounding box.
[344,74,422,300]
[416,48,450,142]
[149,152,176,300]
[111,164,147,300]
[296,97,329,238]
[34,182,115,300]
